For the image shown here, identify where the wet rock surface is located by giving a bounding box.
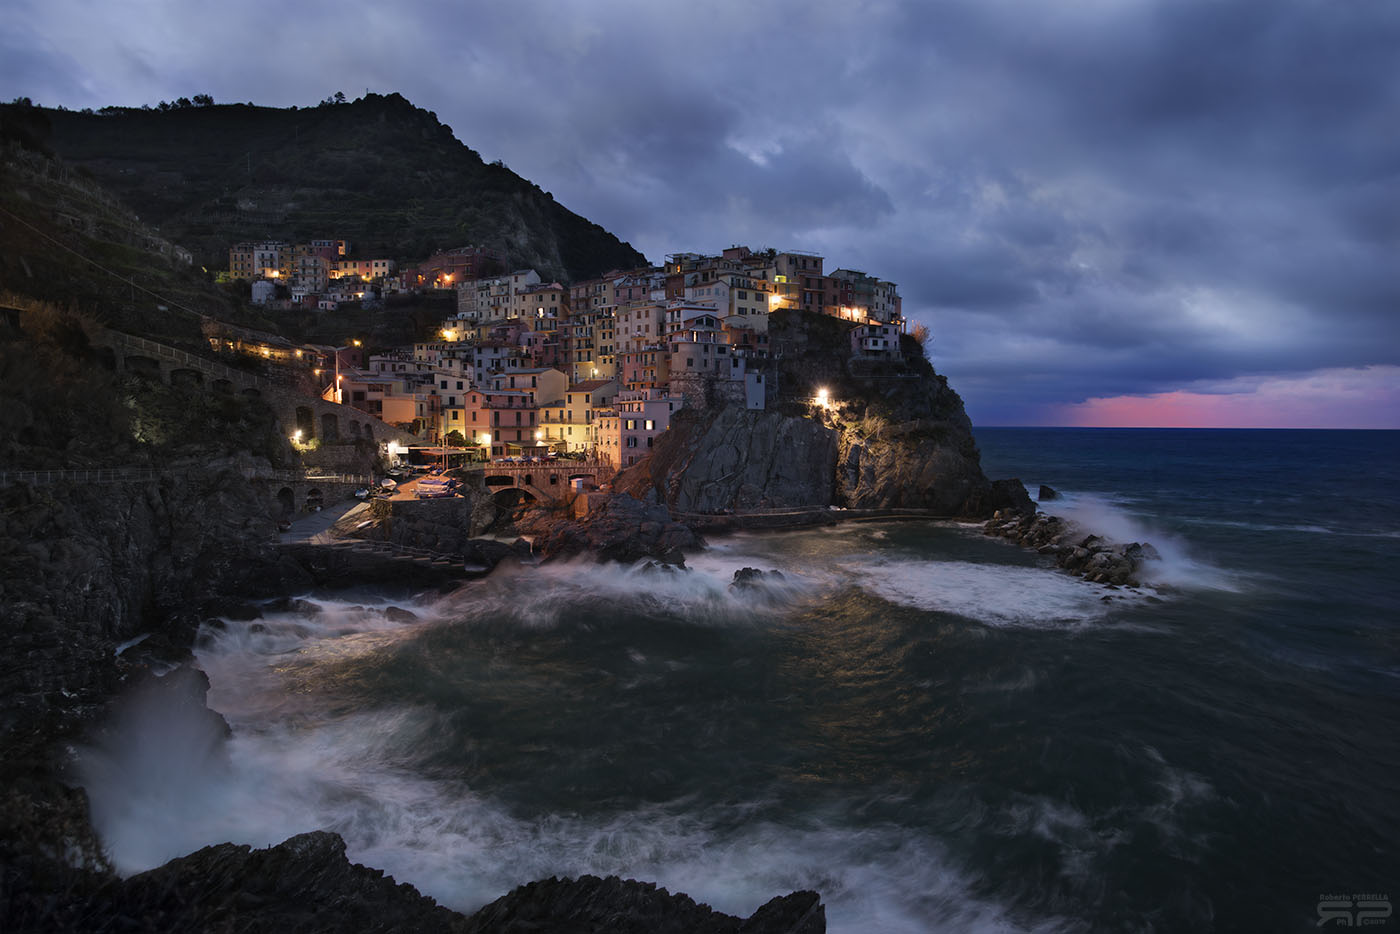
[3,829,825,934]
[464,874,825,934]
[984,509,1161,587]
[516,492,703,564]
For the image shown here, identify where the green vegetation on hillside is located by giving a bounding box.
[25,93,647,281]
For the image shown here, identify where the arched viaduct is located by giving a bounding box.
[475,464,612,503]
[100,329,420,448]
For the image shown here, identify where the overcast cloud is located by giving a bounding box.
[4,0,1397,426]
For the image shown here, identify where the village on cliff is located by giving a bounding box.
[220,240,908,469]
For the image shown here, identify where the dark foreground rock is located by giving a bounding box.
[985,509,1161,587]
[516,492,704,564]
[2,830,824,934]
[1,664,823,934]
[465,874,824,934]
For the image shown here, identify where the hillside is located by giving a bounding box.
[26,93,647,282]
[0,120,273,345]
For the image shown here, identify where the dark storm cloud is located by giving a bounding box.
[6,0,1398,423]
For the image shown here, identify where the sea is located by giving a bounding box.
[77,428,1400,932]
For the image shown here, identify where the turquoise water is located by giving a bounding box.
[79,429,1400,931]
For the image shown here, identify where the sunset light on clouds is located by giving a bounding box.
[1045,366,1400,429]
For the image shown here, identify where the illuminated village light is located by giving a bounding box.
[816,387,830,408]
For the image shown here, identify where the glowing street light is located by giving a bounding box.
[816,387,830,408]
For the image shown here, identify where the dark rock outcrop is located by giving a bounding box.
[1038,484,1059,501]
[3,828,825,934]
[116,831,466,933]
[516,493,703,564]
[0,463,299,750]
[614,311,1029,520]
[984,509,1161,587]
[464,874,824,934]
[731,567,785,590]
[615,406,839,513]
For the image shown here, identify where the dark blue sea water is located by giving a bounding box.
[79,429,1400,932]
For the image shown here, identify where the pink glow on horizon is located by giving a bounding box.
[1043,366,1400,429]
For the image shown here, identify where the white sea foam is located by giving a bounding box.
[436,555,823,629]
[1034,492,1243,592]
[78,689,1062,933]
[856,559,1141,629]
[76,589,1071,934]
[196,598,437,720]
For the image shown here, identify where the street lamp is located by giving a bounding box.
[330,340,364,404]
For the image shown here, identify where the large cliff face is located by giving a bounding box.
[0,310,308,748]
[617,406,839,513]
[616,311,1030,519]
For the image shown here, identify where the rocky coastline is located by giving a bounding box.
[982,507,1161,588]
[1,306,1095,934]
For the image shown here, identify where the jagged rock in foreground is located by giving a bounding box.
[464,874,824,934]
[516,492,703,564]
[117,832,464,933]
[2,829,824,934]
[984,509,1161,587]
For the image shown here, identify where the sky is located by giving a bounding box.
[4,0,1398,427]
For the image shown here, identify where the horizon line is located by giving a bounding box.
[973,425,1400,431]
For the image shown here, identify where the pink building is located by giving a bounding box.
[461,388,539,456]
[601,388,685,469]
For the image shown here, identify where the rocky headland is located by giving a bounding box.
[983,509,1162,588]
[614,310,1032,520]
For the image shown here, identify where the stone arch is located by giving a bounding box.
[305,487,323,511]
[321,413,339,441]
[212,378,233,394]
[276,487,295,516]
[483,474,515,489]
[170,367,204,389]
[492,488,536,507]
[125,354,161,379]
[347,420,361,439]
[241,387,261,399]
[295,406,315,439]
[361,423,374,441]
